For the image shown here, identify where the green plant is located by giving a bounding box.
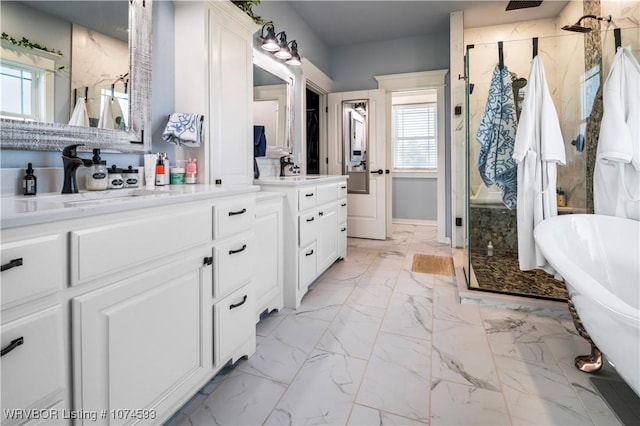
[231,0,264,24]
[1,32,63,56]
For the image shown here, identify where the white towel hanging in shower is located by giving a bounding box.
[512,56,566,274]
[594,46,640,220]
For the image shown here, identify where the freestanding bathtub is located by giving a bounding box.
[534,214,640,396]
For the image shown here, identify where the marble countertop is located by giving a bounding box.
[255,175,347,186]
[1,184,260,229]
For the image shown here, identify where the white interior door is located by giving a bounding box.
[328,89,386,240]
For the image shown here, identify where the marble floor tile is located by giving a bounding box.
[323,258,371,282]
[235,315,329,384]
[256,308,292,337]
[394,270,434,296]
[356,332,431,422]
[347,404,427,425]
[316,304,383,360]
[432,319,501,391]
[495,354,593,425]
[433,284,482,325]
[430,379,510,425]
[178,371,287,426]
[346,284,393,311]
[266,351,366,425]
[295,282,354,322]
[380,292,433,341]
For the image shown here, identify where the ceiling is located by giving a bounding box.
[286,0,570,47]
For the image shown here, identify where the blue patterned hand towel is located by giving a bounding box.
[476,65,519,209]
[162,113,204,147]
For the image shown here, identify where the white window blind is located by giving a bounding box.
[392,103,437,169]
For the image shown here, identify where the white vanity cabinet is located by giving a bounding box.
[253,193,284,320]
[258,177,348,308]
[1,187,258,425]
[174,0,258,186]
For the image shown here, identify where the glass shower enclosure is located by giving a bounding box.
[463,27,640,300]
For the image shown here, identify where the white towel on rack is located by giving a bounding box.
[98,97,115,129]
[162,113,204,147]
[594,46,640,220]
[69,97,90,127]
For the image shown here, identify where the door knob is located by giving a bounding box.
[371,169,384,175]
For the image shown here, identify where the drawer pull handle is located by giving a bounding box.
[203,256,213,266]
[229,244,247,255]
[1,258,23,272]
[341,227,347,232]
[1,337,24,357]
[228,208,247,216]
[229,295,248,310]
[319,211,324,216]
[305,249,314,256]
[341,185,347,189]
[306,217,315,222]
[305,193,314,197]
[341,203,347,207]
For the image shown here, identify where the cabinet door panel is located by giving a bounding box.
[73,258,203,418]
[254,207,280,309]
[316,205,338,273]
[1,306,66,415]
[1,234,64,307]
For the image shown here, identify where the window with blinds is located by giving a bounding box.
[392,103,437,169]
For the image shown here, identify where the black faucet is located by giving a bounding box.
[62,144,93,194]
[280,155,294,177]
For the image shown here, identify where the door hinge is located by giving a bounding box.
[325,157,329,164]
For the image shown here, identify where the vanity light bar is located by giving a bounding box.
[259,23,301,65]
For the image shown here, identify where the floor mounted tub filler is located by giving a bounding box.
[534,214,640,396]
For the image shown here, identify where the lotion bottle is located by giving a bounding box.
[487,241,494,257]
[86,149,108,191]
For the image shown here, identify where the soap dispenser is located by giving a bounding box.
[86,149,108,191]
[23,163,37,196]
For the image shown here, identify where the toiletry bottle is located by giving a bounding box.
[162,153,171,185]
[556,187,566,207]
[185,158,197,184]
[23,163,37,196]
[487,241,494,257]
[155,154,166,186]
[86,149,109,191]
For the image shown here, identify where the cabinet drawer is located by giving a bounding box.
[338,200,348,224]
[316,183,338,206]
[71,206,211,285]
[215,282,255,365]
[1,235,64,307]
[214,233,253,298]
[338,181,348,199]
[298,242,317,290]
[298,187,317,211]
[1,306,66,415]
[214,197,255,239]
[298,211,317,248]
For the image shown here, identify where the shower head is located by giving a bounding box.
[561,14,612,33]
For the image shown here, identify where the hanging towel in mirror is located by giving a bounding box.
[98,97,116,129]
[513,56,566,274]
[476,64,518,210]
[163,113,204,147]
[254,125,267,157]
[594,46,640,220]
[69,97,90,127]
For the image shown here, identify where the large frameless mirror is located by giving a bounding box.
[0,0,151,152]
[342,99,369,194]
